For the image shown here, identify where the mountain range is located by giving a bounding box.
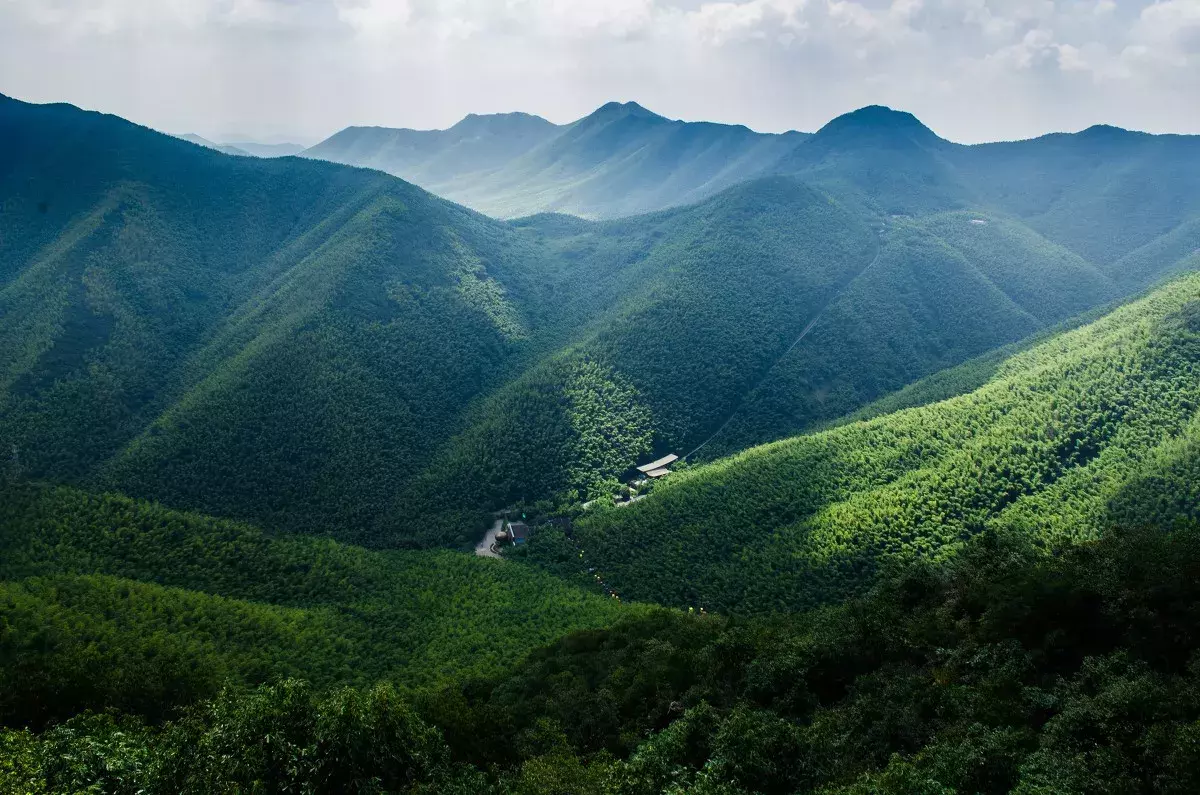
[4,89,1200,793]
[3,92,1199,548]
[301,101,807,218]
[301,102,1200,248]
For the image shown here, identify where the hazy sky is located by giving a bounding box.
[2,0,1198,145]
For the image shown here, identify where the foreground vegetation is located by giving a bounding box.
[0,482,637,728]
[7,525,1200,793]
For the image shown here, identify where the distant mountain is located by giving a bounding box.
[301,111,562,190]
[775,105,969,215]
[954,125,1200,268]
[222,140,306,157]
[303,102,808,218]
[174,132,252,157]
[303,103,1200,273]
[541,272,1200,614]
[776,106,1200,269]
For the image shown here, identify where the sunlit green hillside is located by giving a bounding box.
[544,273,1200,614]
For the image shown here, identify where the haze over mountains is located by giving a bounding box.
[4,88,1200,793]
[173,133,252,157]
[173,132,306,158]
[302,101,808,218]
[301,101,1200,244]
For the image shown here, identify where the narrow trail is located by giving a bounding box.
[683,239,886,461]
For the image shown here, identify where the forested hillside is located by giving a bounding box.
[0,481,636,728]
[5,86,1200,795]
[5,94,1197,550]
[697,210,1123,456]
[398,177,877,533]
[0,94,589,545]
[397,179,1140,535]
[956,125,1200,269]
[531,273,1200,614]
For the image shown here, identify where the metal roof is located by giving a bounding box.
[644,467,672,478]
[636,454,678,473]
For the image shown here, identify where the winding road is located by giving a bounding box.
[474,517,505,558]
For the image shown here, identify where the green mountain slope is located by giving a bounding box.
[0,481,637,727]
[534,273,1200,614]
[701,210,1123,455]
[957,125,1200,268]
[0,94,573,543]
[402,181,1150,532]
[397,178,877,531]
[778,108,1200,272]
[4,93,1195,553]
[776,105,973,216]
[305,102,807,219]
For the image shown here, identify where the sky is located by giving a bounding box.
[1,0,1198,145]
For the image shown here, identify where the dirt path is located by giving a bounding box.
[474,517,505,558]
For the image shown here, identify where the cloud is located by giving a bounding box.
[0,0,1196,143]
[336,0,413,35]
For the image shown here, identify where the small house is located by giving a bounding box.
[507,521,530,545]
[636,454,678,479]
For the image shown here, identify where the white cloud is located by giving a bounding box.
[335,0,412,34]
[0,0,1196,143]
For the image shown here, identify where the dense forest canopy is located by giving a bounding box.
[9,524,1200,793]
[0,482,639,729]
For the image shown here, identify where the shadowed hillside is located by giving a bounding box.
[0,94,572,543]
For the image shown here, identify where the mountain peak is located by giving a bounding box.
[447,111,557,136]
[815,105,941,144]
[1077,123,1141,139]
[587,101,666,122]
